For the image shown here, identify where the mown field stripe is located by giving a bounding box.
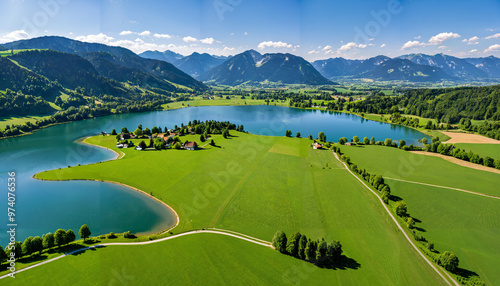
[332,152,459,286]
[385,177,500,200]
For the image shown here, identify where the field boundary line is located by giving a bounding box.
[332,152,459,286]
[385,177,500,200]
[0,229,272,280]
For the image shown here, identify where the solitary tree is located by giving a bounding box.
[111,129,117,135]
[285,130,292,137]
[305,240,316,262]
[272,231,288,254]
[66,230,76,244]
[31,236,43,254]
[384,138,393,146]
[327,240,342,261]
[6,241,22,259]
[370,136,376,145]
[0,246,7,264]
[439,251,459,272]
[200,134,206,142]
[406,217,415,229]
[42,233,54,249]
[54,229,67,247]
[338,137,347,145]
[318,132,326,142]
[395,201,408,217]
[286,232,302,258]
[363,137,369,145]
[79,224,91,242]
[22,237,34,257]
[298,234,308,259]
[296,132,301,138]
[316,240,328,265]
[353,136,360,144]
[308,135,313,140]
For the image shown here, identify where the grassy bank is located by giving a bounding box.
[25,133,446,285]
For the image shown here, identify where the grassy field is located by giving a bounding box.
[341,145,500,285]
[0,115,51,129]
[162,97,288,110]
[29,133,446,285]
[454,143,500,159]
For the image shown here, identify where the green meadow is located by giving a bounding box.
[30,133,446,285]
[161,97,289,110]
[341,145,500,285]
[454,143,500,159]
[0,115,52,130]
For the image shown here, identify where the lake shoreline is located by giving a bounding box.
[33,137,180,238]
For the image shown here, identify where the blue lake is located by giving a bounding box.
[0,105,429,243]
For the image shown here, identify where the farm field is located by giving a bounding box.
[341,145,500,285]
[0,115,52,130]
[32,133,446,285]
[161,97,288,110]
[454,143,500,159]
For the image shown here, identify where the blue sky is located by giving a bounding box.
[0,0,499,60]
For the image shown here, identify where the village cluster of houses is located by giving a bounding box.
[115,131,198,151]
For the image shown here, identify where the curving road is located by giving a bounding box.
[0,229,271,280]
[333,152,459,286]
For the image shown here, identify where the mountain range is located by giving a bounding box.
[199,50,332,85]
[2,36,206,91]
[312,53,500,82]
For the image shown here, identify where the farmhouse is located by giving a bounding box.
[313,143,323,149]
[184,141,198,150]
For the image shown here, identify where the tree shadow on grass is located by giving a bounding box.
[455,267,480,279]
[71,245,103,256]
[389,195,403,202]
[415,227,427,233]
[313,255,361,270]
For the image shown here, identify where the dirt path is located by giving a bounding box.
[333,152,458,286]
[409,151,500,175]
[441,131,500,144]
[384,177,500,200]
[0,229,272,280]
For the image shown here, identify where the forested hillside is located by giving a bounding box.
[354,85,500,123]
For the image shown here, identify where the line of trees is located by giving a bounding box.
[0,224,91,265]
[333,145,466,277]
[272,231,343,268]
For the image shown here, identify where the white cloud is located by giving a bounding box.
[0,30,29,43]
[485,33,500,39]
[358,44,367,48]
[119,30,134,36]
[469,49,478,53]
[401,40,426,50]
[244,32,248,35]
[257,40,293,50]
[463,36,479,45]
[414,36,421,39]
[428,32,461,45]
[139,31,151,36]
[153,33,171,39]
[223,47,235,51]
[484,44,500,53]
[369,38,374,41]
[308,50,319,54]
[200,37,215,44]
[75,33,114,44]
[338,42,358,52]
[322,45,332,51]
[486,28,494,32]
[380,43,386,48]
[438,46,447,49]
[183,36,198,43]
